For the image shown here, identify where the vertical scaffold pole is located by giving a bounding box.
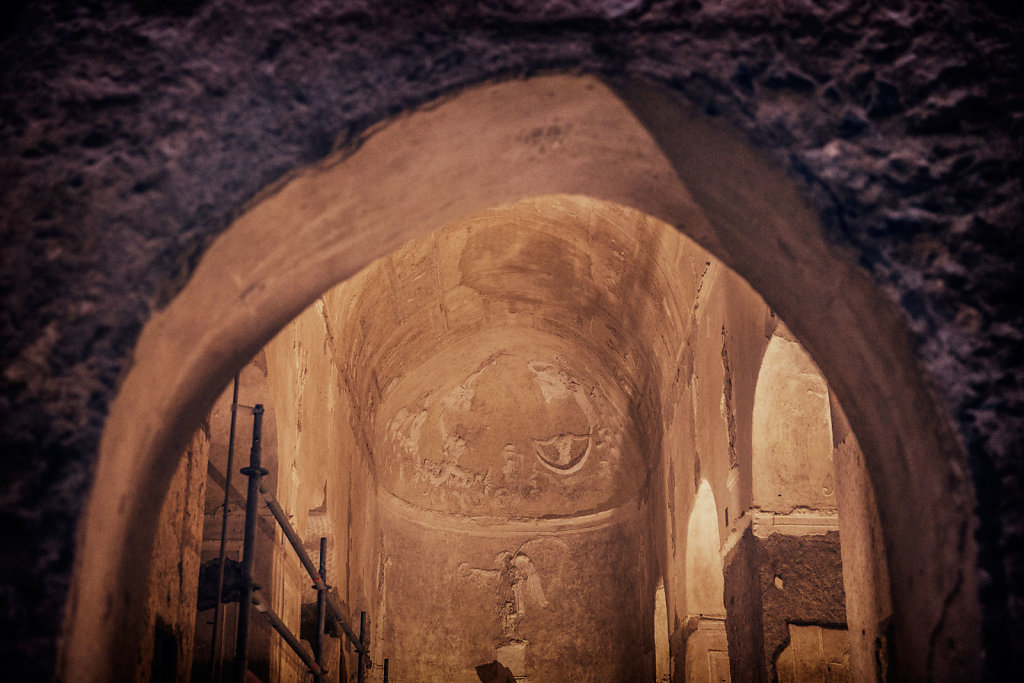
[209,373,240,683]
[357,611,368,683]
[315,536,328,682]
[233,404,265,683]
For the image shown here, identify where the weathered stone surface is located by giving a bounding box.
[724,529,848,682]
[723,527,768,683]
[144,426,208,682]
[381,504,653,682]
[0,0,1021,678]
[757,532,847,680]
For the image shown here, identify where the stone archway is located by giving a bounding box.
[62,74,979,681]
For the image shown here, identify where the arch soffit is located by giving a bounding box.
[64,74,978,680]
[685,480,726,617]
[751,333,836,512]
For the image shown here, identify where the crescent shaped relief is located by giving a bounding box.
[533,432,592,473]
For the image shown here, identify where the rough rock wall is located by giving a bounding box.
[756,532,847,681]
[0,1,1021,678]
[723,527,768,683]
[723,529,848,683]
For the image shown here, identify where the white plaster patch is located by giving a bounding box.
[389,406,428,457]
[528,360,573,403]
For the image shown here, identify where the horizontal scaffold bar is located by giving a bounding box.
[258,484,367,656]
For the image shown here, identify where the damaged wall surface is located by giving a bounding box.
[177,196,865,680]
[288,198,701,680]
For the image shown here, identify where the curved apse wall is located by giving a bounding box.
[258,190,868,682]
[275,195,723,681]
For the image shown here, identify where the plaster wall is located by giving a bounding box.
[315,197,697,676]
[722,527,769,683]
[263,295,383,676]
[776,624,851,682]
[380,503,653,681]
[192,356,285,681]
[720,334,856,682]
[684,618,730,683]
[143,427,209,682]
[752,334,836,514]
[831,399,893,682]
[248,195,827,679]
[686,481,726,618]
[654,258,771,674]
[184,289,386,682]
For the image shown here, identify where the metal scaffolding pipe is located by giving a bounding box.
[209,373,240,683]
[258,485,365,652]
[233,404,266,683]
[357,611,368,683]
[251,592,323,677]
[315,536,328,682]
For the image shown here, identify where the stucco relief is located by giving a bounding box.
[459,550,548,644]
[379,348,639,517]
[458,536,569,651]
[533,432,591,472]
[528,360,597,474]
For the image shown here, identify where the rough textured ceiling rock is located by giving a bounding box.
[0,0,1021,678]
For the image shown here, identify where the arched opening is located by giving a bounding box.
[686,482,726,619]
[729,328,894,681]
[752,333,836,514]
[735,331,851,680]
[61,74,979,681]
[684,481,724,618]
[682,481,728,682]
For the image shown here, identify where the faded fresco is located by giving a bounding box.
[379,346,640,518]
